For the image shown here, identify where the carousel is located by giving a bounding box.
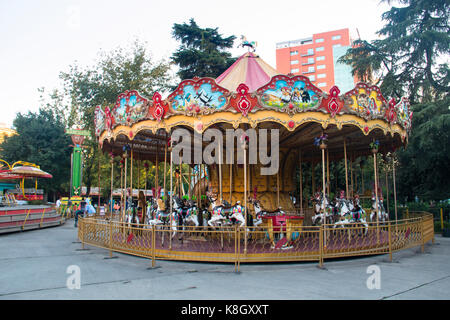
[82,46,433,268]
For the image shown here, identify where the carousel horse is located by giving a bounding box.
[369,195,389,223]
[240,35,257,52]
[207,195,246,227]
[250,199,284,227]
[311,192,333,225]
[146,197,179,238]
[173,196,200,227]
[333,195,368,235]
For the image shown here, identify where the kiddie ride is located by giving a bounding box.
[0,160,64,233]
[80,49,433,267]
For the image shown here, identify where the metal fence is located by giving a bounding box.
[78,212,434,271]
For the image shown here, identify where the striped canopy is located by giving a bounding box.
[9,166,53,178]
[216,52,280,92]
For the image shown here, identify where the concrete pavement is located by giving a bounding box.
[0,220,449,300]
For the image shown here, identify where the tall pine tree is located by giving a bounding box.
[171,19,237,80]
[339,0,450,201]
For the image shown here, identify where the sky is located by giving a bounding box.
[0,0,392,128]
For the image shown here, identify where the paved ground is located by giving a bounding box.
[0,219,449,300]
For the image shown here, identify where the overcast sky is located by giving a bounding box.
[0,0,391,128]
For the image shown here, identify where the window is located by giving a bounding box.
[318,82,327,87]
[317,73,326,79]
[290,50,298,56]
[317,65,326,70]
[303,57,314,65]
[333,44,341,49]
[315,38,324,43]
[316,56,325,61]
[290,60,299,65]
[309,75,316,81]
[332,35,341,40]
[307,48,314,55]
[316,46,324,52]
[308,66,315,73]
[291,68,299,73]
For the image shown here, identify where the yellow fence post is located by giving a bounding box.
[388,221,392,262]
[81,219,85,250]
[319,225,324,268]
[152,224,156,268]
[109,220,113,258]
[421,216,425,253]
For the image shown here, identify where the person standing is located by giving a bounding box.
[74,200,87,227]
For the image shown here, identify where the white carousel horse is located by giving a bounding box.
[173,196,199,227]
[370,195,389,223]
[333,195,368,235]
[146,198,178,237]
[207,195,246,227]
[251,199,284,227]
[311,192,333,225]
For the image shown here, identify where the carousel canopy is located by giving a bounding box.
[216,52,279,92]
[95,50,413,163]
[9,166,53,178]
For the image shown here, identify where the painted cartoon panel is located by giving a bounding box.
[395,97,412,131]
[112,90,149,124]
[171,82,227,113]
[344,83,387,120]
[258,76,321,110]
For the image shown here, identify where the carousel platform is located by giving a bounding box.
[0,205,65,234]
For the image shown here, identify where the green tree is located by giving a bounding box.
[0,109,72,200]
[171,18,237,80]
[40,40,174,196]
[339,0,450,201]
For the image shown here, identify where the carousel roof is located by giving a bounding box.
[9,166,53,178]
[94,50,413,162]
[216,52,279,92]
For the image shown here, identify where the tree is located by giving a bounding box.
[339,0,449,101]
[0,109,72,200]
[171,18,237,80]
[339,0,450,201]
[40,40,174,196]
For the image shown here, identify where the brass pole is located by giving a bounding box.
[386,168,390,215]
[110,155,114,218]
[373,147,380,237]
[311,162,315,195]
[164,134,167,199]
[277,169,280,209]
[243,139,247,254]
[299,151,303,215]
[344,138,349,198]
[350,154,354,198]
[169,141,173,250]
[229,162,233,204]
[219,142,222,203]
[326,149,330,196]
[123,154,127,222]
[130,149,133,202]
[393,155,398,226]
[156,143,159,198]
[188,165,192,200]
[98,147,101,212]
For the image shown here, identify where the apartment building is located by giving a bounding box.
[276,28,356,92]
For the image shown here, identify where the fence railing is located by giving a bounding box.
[78,212,434,271]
